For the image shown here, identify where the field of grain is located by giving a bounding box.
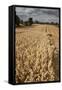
[15,24,59,83]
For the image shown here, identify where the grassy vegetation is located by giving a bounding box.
[16,24,59,83]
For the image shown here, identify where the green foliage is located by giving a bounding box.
[28,18,33,26]
[16,15,20,26]
[24,21,28,26]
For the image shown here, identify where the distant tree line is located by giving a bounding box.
[16,15,59,27]
[16,15,33,27]
[16,15,20,26]
[34,20,59,25]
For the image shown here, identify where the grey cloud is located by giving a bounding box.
[41,9,59,17]
[16,7,59,23]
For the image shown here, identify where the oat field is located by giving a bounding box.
[16,24,59,83]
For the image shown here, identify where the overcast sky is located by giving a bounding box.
[16,7,59,23]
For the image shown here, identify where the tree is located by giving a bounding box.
[28,18,33,26]
[35,20,39,24]
[20,20,23,24]
[16,15,20,26]
[24,21,28,26]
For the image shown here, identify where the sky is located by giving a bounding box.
[16,7,59,23]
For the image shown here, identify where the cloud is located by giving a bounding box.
[41,9,59,17]
[16,7,59,23]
